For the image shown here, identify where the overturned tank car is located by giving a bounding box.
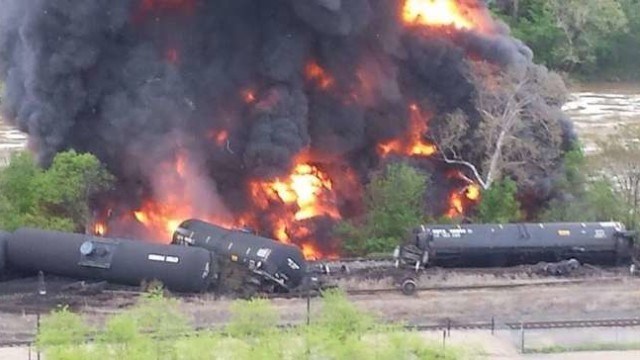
[5,228,218,293]
[396,222,636,269]
[172,219,308,294]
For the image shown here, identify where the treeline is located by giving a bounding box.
[491,0,640,79]
[1,147,635,257]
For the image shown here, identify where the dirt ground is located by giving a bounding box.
[1,272,639,346]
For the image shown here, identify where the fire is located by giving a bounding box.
[133,202,186,240]
[446,172,482,218]
[126,151,234,242]
[403,0,473,30]
[302,243,321,261]
[447,192,464,218]
[215,130,228,146]
[378,104,437,157]
[249,159,341,259]
[176,154,186,177]
[305,61,334,89]
[253,163,341,222]
[93,222,106,236]
[465,184,481,201]
[242,89,256,104]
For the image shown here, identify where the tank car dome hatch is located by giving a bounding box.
[80,241,95,256]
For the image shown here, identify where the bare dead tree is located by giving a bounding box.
[432,62,564,190]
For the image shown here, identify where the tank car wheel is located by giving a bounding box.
[400,278,417,296]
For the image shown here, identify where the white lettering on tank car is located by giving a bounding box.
[594,229,606,238]
[148,254,165,262]
[600,222,617,227]
[287,258,300,270]
[256,248,271,259]
[148,254,180,264]
[432,229,469,238]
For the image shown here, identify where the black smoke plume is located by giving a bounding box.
[0,0,573,251]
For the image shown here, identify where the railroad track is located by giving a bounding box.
[505,318,640,330]
[264,275,631,299]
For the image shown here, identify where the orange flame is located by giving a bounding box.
[93,222,106,236]
[252,163,341,222]
[446,172,482,218]
[133,202,186,240]
[378,103,437,157]
[130,151,234,242]
[305,61,334,89]
[465,184,481,201]
[447,192,465,218]
[403,0,474,30]
[249,159,341,259]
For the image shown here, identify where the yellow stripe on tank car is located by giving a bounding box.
[558,230,570,236]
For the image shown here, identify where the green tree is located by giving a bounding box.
[540,141,625,223]
[547,0,628,73]
[495,0,565,67]
[596,0,640,79]
[0,150,114,232]
[35,150,115,229]
[475,178,522,223]
[337,162,429,256]
[493,0,628,75]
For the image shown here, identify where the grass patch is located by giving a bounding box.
[37,289,467,360]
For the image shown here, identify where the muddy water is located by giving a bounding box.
[563,83,640,154]
[0,83,639,163]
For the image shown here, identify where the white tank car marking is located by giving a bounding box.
[147,254,180,264]
[256,248,271,259]
[287,258,300,270]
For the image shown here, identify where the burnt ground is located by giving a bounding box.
[1,264,639,346]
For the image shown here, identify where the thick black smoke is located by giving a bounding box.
[0,0,573,246]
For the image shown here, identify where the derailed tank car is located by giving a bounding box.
[396,222,636,269]
[172,219,307,293]
[6,228,218,293]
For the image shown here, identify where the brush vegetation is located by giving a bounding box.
[0,150,114,233]
[36,289,464,360]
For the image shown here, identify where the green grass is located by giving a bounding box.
[36,289,466,360]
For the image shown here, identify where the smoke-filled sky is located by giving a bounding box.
[0,0,572,254]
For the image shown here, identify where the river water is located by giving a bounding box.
[563,83,640,154]
[1,83,640,163]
